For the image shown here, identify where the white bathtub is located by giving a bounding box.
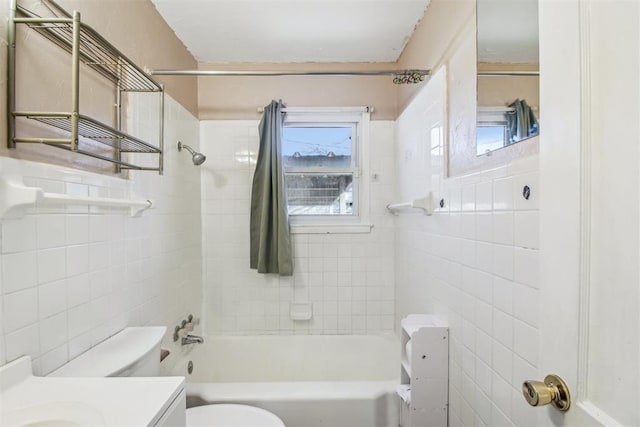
[169,334,400,427]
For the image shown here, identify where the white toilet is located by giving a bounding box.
[187,404,285,426]
[50,326,285,427]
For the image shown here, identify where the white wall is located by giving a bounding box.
[395,32,541,427]
[394,67,446,322]
[0,94,202,375]
[200,120,397,335]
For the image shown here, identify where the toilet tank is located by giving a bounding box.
[49,327,166,378]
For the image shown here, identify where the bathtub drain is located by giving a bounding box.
[188,360,194,375]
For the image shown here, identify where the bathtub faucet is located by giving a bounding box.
[181,334,204,345]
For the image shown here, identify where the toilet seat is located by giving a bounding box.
[187,404,286,427]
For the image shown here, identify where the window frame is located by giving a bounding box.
[282,107,372,234]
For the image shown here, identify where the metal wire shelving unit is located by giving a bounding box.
[7,0,164,174]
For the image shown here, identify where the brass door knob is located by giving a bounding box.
[522,374,571,411]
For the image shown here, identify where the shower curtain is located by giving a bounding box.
[249,100,293,276]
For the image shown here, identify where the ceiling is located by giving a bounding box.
[150,0,432,63]
[477,0,539,63]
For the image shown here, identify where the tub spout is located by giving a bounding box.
[181,334,204,345]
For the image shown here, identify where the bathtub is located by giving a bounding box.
[169,334,400,427]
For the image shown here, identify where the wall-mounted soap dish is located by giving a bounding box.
[290,302,313,321]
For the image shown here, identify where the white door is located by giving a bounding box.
[538,0,639,425]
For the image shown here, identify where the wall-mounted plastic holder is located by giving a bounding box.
[0,175,152,219]
[387,192,435,215]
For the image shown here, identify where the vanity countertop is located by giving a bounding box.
[0,356,185,426]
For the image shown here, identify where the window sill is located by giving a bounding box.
[290,223,373,234]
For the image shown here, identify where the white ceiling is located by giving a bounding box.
[477,0,539,63]
[150,0,432,63]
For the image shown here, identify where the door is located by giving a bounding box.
[538,0,639,425]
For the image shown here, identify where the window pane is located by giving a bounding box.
[283,127,352,168]
[285,174,353,215]
[476,124,508,155]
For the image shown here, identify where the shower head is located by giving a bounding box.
[191,152,206,166]
[177,141,206,166]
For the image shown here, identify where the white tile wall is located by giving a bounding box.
[0,94,202,375]
[396,160,541,426]
[395,66,540,427]
[200,120,396,335]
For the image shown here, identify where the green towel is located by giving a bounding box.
[507,98,539,143]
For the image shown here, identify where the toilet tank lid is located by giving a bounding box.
[49,327,166,377]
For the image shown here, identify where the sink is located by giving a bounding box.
[1,401,105,427]
[0,356,185,426]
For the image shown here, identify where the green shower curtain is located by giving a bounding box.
[249,100,293,276]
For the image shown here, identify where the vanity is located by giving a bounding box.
[0,356,185,426]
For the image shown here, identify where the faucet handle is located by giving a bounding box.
[173,315,197,342]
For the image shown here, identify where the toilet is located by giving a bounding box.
[187,404,285,426]
[49,327,285,427]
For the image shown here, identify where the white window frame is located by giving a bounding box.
[283,107,372,234]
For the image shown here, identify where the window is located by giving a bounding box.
[283,125,356,216]
[476,121,509,155]
[282,108,371,233]
[476,108,510,155]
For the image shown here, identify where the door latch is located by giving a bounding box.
[522,374,571,411]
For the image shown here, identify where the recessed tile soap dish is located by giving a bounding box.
[290,302,313,321]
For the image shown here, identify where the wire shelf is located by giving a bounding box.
[16,113,161,154]
[50,145,155,171]
[16,5,162,92]
[9,0,164,174]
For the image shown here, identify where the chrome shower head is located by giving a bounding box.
[177,141,206,166]
[191,152,206,166]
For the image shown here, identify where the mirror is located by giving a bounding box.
[476,0,539,156]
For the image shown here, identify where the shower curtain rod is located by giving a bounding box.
[150,69,430,77]
[478,71,539,76]
[149,69,431,84]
